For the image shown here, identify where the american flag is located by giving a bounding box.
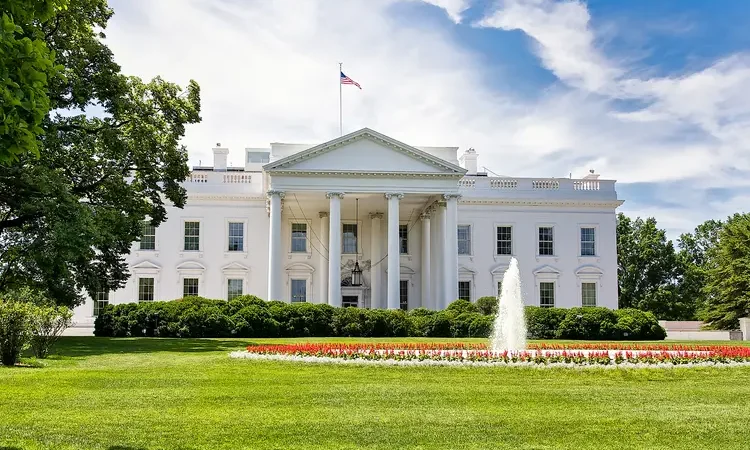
[340,71,362,89]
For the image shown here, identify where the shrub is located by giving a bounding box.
[30,305,73,359]
[614,309,666,340]
[0,301,37,366]
[451,312,484,337]
[475,296,498,316]
[446,299,479,315]
[525,306,567,339]
[468,314,493,338]
[555,307,618,340]
[427,311,455,337]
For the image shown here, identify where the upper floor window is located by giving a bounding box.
[138,278,154,302]
[342,223,358,254]
[581,227,596,256]
[140,222,156,250]
[539,282,555,307]
[399,224,408,254]
[183,278,199,297]
[93,291,109,317]
[496,226,512,255]
[184,221,200,251]
[538,226,554,256]
[291,223,308,253]
[228,222,244,252]
[457,225,471,255]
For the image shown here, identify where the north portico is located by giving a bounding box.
[263,128,466,310]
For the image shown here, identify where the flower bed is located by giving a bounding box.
[229,343,750,368]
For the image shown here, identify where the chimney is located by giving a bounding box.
[583,169,600,180]
[459,148,478,175]
[213,143,229,171]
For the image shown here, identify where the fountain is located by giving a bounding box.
[490,257,527,352]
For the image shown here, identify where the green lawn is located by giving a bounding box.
[2,338,750,450]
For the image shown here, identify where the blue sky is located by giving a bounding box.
[105,0,750,239]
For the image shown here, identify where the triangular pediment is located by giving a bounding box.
[263,128,466,176]
[131,260,161,270]
[176,261,206,271]
[533,265,560,275]
[491,264,509,275]
[222,262,250,272]
[459,265,477,275]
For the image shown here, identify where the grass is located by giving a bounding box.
[1,338,750,450]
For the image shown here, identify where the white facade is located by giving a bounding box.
[73,128,623,325]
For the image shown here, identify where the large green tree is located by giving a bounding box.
[616,213,690,320]
[675,219,723,319]
[703,213,750,329]
[0,0,200,306]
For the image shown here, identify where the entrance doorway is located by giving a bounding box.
[342,296,358,308]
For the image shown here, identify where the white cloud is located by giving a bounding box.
[103,0,750,236]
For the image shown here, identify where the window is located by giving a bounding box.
[228,222,244,251]
[457,225,471,255]
[291,223,307,253]
[399,280,408,310]
[184,221,200,251]
[496,226,512,255]
[538,226,554,256]
[342,223,358,254]
[291,279,306,302]
[497,281,503,297]
[138,278,154,302]
[581,227,596,256]
[226,279,243,300]
[582,282,597,307]
[458,281,471,302]
[140,222,156,250]
[93,291,109,317]
[399,224,408,254]
[183,278,199,297]
[539,282,555,307]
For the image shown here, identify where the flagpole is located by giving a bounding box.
[339,62,343,136]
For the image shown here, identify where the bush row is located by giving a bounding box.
[94,296,665,340]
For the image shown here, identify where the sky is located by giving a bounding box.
[104,0,750,240]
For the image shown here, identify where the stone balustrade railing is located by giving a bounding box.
[187,172,252,184]
[458,176,616,200]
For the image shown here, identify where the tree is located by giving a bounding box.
[0,0,200,307]
[676,219,723,319]
[703,213,750,329]
[616,213,690,320]
[0,1,67,163]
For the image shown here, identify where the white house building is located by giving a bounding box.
[72,128,623,325]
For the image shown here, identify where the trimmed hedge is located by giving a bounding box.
[94,297,665,340]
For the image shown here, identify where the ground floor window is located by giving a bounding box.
[458,281,471,302]
[399,280,408,311]
[138,278,154,302]
[342,296,358,308]
[539,282,555,308]
[227,279,243,300]
[581,282,597,307]
[183,278,199,297]
[93,291,109,317]
[291,279,307,303]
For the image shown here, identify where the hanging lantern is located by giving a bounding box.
[351,261,363,287]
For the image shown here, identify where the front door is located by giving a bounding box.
[342,296,358,308]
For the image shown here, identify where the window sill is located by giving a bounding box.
[578,256,600,263]
[288,252,312,260]
[179,252,204,259]
[493,254,513,262]
[225,251,249,259]
[535,255,558,263]
[134,251,159,258]
[400,254,412,262]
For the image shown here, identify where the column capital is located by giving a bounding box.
[319,212,329,219]
[443,193,462,201]
[267,189,286,199]
[420,212,431,220]
[384,192,404,200]
[369,212,384,220]
[326,192,345,199]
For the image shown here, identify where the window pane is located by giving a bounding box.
[140,222,156,250]
[496,226,512,255]
[227,279,243,300]
[291,279,306,302]
[458,281,471,302]
[581,227,596,256]
[342,223,358,254]
[184,221,200,251]
[138,278,154,302]
[539,282,555,307]
[183,278,199,297]
[399,224,408,254]
[93,291,109,317]
[458,225,471,255]
[399,279,408,310]
[538,227,554,256]
[228,222,244,251]
[291,223,307,253]
[582,282,597,307]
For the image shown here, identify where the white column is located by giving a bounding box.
[420,212,431,310]
[443,194,460,308]
[318,212,329,304]
[386,193,403,310]
[327,192,344,307]
[369,212,384,309]
[431,202,445,309]
[267,190,284,301]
